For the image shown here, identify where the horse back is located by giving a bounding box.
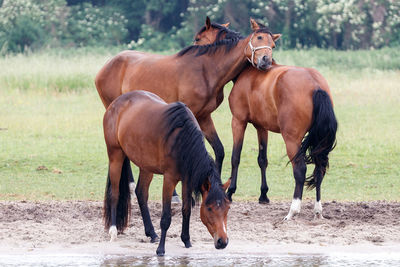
[275,65,332,134]
[230,64,332,132]
[95,50,177,108]
[103,91,171,174]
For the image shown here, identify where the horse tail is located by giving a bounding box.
[294,88,338,189]
[103,156,132,231]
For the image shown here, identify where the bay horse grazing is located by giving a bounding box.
[103,90,231,256]
[95,17,274,177]
[229,60,338,220]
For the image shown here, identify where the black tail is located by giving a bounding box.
[294,89,338,189]
[103,156,132,231]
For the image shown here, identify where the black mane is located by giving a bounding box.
[254,21,273,35]
[163,102,227,204]
[178,23,244,57]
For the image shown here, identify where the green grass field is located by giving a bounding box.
[1,48,399,202]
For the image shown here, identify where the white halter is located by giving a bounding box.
[246,33,272,67]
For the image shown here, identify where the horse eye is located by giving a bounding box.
[195,38,200,42]
[257,36,263,40]
[207,207,212,212]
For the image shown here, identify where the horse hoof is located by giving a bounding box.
[150,235,159,243]
[184,241,192,248]
[109,226,118,242]
[283,214,292,221]
[258,196,270,204]
[156,249,165,256]
[314,213,324,220]
[171,195,181,204]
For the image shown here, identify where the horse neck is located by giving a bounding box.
[202,36,251,89]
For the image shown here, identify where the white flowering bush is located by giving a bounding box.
[0,0,399,53]
[0,0,128,53]
[0,0,67,52]
[65,3,128,47]
[180,0,400,49]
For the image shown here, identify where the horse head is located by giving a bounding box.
[200,177,231,249]
[245,18,281,70]
[193,16,230,45]
[193,17,281,71]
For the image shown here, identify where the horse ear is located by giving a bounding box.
[250,18,260,31]
[222,178,231,192]
[206,16,211,30]
[222,22,230,28]
[272,34,282,42]
[201,180,211,192]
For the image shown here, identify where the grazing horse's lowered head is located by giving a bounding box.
[199,175,231,249]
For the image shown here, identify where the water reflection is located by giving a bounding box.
[1,253,400,267]
[101,253,400,267]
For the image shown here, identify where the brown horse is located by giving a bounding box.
[95,17,274,177]
[103,90,231,256]
[195,21,337,219]
[229,61,338,220]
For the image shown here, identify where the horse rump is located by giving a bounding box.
[294,88,338,189]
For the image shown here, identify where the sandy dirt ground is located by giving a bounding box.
[1,200,400,256]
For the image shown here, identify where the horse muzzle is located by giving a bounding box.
[257,56,272,71]
[214,236,229,249]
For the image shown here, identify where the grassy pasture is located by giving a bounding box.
[0,48,399,202]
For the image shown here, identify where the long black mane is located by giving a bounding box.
[178,23,244,57]
[163,102,226,204]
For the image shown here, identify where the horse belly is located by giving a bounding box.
[249,90,280,132]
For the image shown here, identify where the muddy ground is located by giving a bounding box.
[1,200,400,256]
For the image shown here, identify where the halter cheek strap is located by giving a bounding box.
[246,33,272,67]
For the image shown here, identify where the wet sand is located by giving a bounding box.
[1,200,399,256]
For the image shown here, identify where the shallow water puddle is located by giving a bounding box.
[1,253,400,267]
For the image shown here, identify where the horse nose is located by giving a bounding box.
[262,55,269,63]
[216,237,228,249]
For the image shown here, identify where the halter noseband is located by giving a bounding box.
[246,33,272,67]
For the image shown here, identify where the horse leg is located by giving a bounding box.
[171,188,180,203]
[227,117,247,201]
[283,138,306,221]
[256,127,270,204]
[121,157,136,195]
[135,169,159,243]
[314,166,326,219]
[156,174,177,256]
[106,149,125,241]
[180,182,192,248]
[198,115,225,175]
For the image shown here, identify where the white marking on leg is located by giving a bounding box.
[129,182,136,194]
[171,195,181,204]
[314,200,324,219]
[109,226,117,242]
[284,198,301,220]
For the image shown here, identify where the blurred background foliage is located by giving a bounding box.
[0,0,399,54]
